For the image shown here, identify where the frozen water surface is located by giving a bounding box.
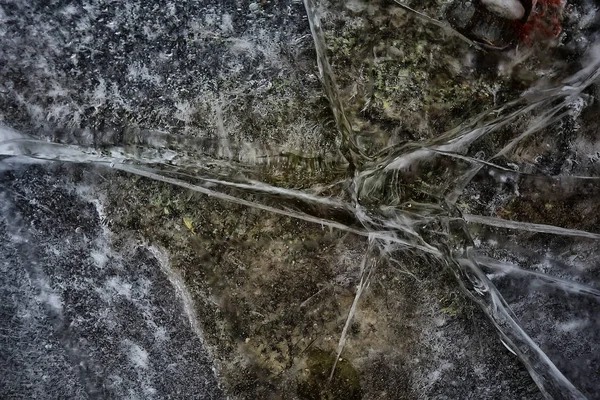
[1,0,600,399]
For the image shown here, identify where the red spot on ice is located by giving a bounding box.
[516,0,564,45]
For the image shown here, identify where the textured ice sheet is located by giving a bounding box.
[0,161,223,399]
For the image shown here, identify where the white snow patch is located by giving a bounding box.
[174,101,195,123]
[91,78,107,107]
[127,342,149,369]
[106,276,132,299]
[426,362,454,385]
[153,326,169,343]
[346,0,367,13]
[557,319,589,333]
[204,10,218,26]
[143,385,157,396]
[46,103,71,123]
[228,38,257,55]
[38,290,63,312]
[91,250,109,268]
[220,14,234,33]
[60,4,79,18]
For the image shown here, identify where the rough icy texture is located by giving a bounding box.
[0,0,334,159]
[0,161,223,399]
[1,0,600,399]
